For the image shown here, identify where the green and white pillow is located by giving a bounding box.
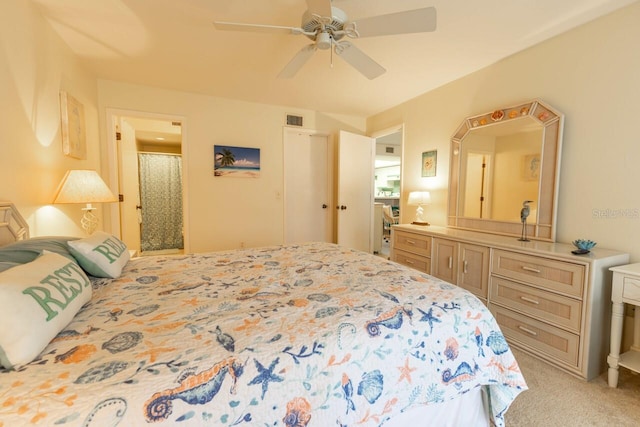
[0,251,92,369]
[68,231,130,278]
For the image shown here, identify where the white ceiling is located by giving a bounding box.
[32,0,637,117]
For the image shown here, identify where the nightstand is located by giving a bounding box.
[607,263,640,387]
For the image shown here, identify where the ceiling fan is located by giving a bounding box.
[213,0,436,80]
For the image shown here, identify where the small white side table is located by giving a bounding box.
[607,263,640,387]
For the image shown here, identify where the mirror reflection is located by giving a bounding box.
[448,99,563,241]
[459,118,542,222]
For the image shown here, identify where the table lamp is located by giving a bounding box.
[408,191,431,226]
[52,170,117,234]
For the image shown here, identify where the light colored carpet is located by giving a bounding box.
[506,348,640,426]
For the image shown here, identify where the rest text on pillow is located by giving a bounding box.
[22,262,91,321]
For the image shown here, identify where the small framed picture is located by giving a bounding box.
[522,154,540,181]
[422,150,437,177]
[214,145,261,178]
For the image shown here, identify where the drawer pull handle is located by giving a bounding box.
[406,240,416,245]
[522,266,541,274]
[518,325,538,336]
[520,296,540,305]
[404,259,415,265]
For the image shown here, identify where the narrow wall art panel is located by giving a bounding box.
[60,91,87,159]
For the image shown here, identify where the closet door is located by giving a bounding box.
[336,131,375,253]
[284,129,331,244]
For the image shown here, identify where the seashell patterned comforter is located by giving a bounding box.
[0,242,526,426]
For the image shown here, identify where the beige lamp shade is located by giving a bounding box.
[407,191,431,206]
[52,170,117,234]
[52,170,117,204]
[408,191,431,225]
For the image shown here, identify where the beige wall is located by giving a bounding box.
[368,2,640,262]
[0,1,103,237]
[0,2,366,250]
[97,80,366,253]
[4,0,640,261]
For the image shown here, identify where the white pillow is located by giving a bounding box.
[68,231,130,278]
[0,252,92,369]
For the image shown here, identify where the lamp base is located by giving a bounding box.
[81,205,98,235]
[411,221,430,226]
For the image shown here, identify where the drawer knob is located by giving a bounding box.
[518,325,538,336]
[522,266,542,274]
[520,296,540,305]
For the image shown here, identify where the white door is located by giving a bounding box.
[109,114,185,253]
[118,119,142,251]
[337,130,375,252]
[284,129,332,243]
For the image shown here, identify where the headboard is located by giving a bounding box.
[0,202,29,247]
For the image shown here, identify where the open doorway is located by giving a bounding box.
[111,115,185,256]
[373,128,402,258]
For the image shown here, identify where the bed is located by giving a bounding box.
[0,202,526,426]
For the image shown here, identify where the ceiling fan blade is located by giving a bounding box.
[214,21,302,35]
[351,7,437,38]
[278,44,318,79]
[306,0,333,18]
[334,42,386,80]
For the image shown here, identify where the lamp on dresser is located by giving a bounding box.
[52,169,118,234]
[408,191,431,226]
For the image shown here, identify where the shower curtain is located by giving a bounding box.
[138,153,184,252]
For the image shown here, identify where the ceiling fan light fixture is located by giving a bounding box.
[316,31,332,50]
[214,2,436,80]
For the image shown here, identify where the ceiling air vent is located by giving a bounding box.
[286,114,303,127]
[385,146,395,154]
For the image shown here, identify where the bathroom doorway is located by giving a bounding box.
[110,114,185,255]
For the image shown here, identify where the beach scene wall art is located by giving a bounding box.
[214,145,261,178]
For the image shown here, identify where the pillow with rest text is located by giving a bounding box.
[68,231,130,279]
[0,251,92,369]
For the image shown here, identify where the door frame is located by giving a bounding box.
[105,108,190,253]
[372,124,404,218]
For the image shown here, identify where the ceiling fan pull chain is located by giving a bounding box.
[330,36,334,68]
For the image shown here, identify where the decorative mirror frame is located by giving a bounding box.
[448,99,563,242]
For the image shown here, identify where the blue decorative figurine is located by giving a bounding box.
[519,200,533,242]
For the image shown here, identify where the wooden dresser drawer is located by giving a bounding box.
[492,250,585,298]
[490,276,582,332]
[491,305,580,367]
[394,230,431,257]
[393,248,431,273]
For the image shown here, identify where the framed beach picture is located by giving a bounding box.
[422,150,437,177]
[60,91,87,159]
[214,145,261,178]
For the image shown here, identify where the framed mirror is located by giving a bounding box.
[448,99,563,241]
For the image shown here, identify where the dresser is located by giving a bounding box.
[391,224,629,380]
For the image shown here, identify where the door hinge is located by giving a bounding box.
[119,194,124,202]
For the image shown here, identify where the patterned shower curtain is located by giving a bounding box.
[138,153,184,252]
